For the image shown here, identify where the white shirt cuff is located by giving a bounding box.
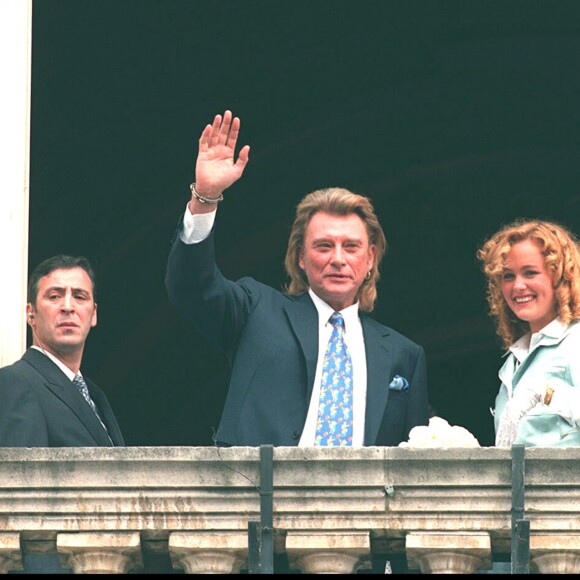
[179,203,216,244]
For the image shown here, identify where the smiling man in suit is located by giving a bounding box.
[0,254,124,448]
[165,110,429,448]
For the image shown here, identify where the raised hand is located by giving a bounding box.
[194,110,250,201]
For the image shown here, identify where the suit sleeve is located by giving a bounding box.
[165,229,256,351]
[0,373,49,446]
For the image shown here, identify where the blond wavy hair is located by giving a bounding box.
[477,218,580,349]
[284,187,387,313]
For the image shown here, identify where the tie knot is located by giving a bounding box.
[329,312,344,329]
[73,374,88,390]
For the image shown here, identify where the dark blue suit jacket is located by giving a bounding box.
[0,348,124,447]
[165,230,429,446]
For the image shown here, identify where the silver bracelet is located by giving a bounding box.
[190,182,224,204]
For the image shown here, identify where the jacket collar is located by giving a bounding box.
[499,318,577,389]
[507,317,573,361]
[283,293,319,398]
[23,348,113,445]
[361,317,393,445]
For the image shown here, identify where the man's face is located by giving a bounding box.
[299,211,375,311]
[27,267,97,358]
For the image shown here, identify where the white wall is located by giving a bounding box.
[0,0,32,366]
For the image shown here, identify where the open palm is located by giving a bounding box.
[195,111,250,198]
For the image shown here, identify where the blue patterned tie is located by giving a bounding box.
[315,312,353,446]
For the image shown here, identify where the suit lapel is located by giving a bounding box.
[361,317,393,445]
[284,294,319,401]
[86,378,124,445]
[283,300,395,444]
[23,349,113,445]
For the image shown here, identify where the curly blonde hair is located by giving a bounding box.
[284,187,387,312]
[477,218,580,348]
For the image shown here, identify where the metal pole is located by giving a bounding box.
[247,444,274,574]
[510,444,530,574]
[259,444,274,574]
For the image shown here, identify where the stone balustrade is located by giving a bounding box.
[0,446,578,574]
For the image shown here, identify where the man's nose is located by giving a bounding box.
[330,247,345,264]
[61,293,74,311]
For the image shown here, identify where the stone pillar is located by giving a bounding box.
[57,532,143,574]
[530,533,580,574]
[168,531,247,574]
[286,531,371,574]
[0,533,23,574]
[406,532,491,574]
[0,0,32,368]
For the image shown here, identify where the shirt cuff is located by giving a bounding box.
[179,203,216,244]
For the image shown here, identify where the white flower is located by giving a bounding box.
[399,416,480,448]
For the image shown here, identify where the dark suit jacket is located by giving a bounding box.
[165,230,429,447]
[0,348,124,447]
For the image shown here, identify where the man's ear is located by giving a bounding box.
[91,302,98,328]
[298,250,305,270]
[26,303,35,326]
[367,245,376,270]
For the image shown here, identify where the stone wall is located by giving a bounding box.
[0,446,578,573]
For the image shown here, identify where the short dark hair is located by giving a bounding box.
[28,255,97,306]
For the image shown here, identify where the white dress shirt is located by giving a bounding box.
[298,290,367,447]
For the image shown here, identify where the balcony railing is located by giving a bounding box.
[0,446,579,574]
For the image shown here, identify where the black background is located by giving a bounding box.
[30,0,580,447]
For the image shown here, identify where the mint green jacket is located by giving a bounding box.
[493,319,580,447]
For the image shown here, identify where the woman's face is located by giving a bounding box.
[500,239,556,334]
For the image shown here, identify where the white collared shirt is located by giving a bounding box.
[298,290,367,447]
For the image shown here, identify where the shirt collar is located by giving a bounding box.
[507,317,569,359]
[31,345,78,381]
[538,317,568,339]
[308,289,360,330]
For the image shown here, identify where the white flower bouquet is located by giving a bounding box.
[399,416,481,448]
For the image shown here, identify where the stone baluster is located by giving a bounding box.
[57,532,142,574]
[406,531,491,574]
[168,531,247,574]
[0,533,22,574]
[286,531,371,574]
[530,533,580,574]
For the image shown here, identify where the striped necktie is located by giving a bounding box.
[315,312,353,446]
[72,374,109,434]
